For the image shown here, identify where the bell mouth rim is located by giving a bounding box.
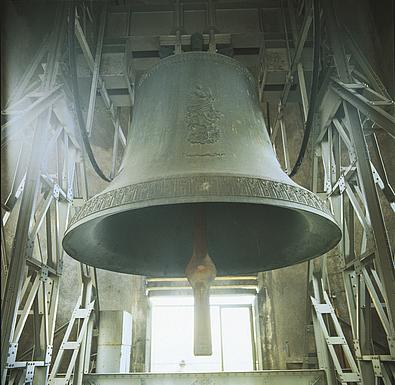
[65,174,336,231]
[64,195,341,245]
[137,51,257,89]
[63,175,342,276]
[62,199,341,276]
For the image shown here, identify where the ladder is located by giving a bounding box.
[48,297,94,385]
[311,289,361,384]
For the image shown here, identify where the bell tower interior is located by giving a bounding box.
[1,1,394,384]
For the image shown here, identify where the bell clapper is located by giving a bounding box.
[185,206,217,356]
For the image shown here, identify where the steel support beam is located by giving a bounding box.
[86,4,107,136]
[1,8,67,383]
[330,79,395,139]
[74,14,126,147]
[271,0,313,141]
[323,0,395,339]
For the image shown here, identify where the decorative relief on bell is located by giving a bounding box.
[68,175,332,227]
[186,85,223,145]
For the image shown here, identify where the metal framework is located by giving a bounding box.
[265,1,395,384]
[1,0,394,384]
[0,3,121,385]
[1,6,70,384]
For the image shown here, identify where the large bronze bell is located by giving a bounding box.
[63,52,341,277]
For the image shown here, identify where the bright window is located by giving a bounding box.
[149,295,255,372]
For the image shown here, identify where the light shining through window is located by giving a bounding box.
[149,295,255,372]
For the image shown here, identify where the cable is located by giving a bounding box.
[68,3,112,182]
[289,0,321,177]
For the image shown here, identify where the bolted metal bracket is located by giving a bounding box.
[25,238,34,259]
[353,339,362,358]
[338,175,346,194]
[52,184,60,199]
[40,266,49,282]
[354,260,363,275]
[67,186,73,201]
[6,343,18,368]
[24,362,36,384]
[56,258,64,275]
[371,357,383,377]
[387,335,395,356]
[45,345,53,365]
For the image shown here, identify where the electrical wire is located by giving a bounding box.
[289,0,321,177]
[68,4,112,182]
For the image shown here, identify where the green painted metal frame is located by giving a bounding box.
[272,1,395,384]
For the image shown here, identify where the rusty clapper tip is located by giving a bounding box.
[186,207,217,356]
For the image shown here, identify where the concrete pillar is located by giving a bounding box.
[130,275,149,372]
[258,263,309,369]
[96,310,133,373]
